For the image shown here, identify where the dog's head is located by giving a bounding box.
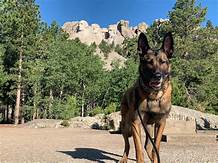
[137,32,173,91]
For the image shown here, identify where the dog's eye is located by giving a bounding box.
[160,60,167,64]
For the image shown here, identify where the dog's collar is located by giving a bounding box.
[138,79,170,114]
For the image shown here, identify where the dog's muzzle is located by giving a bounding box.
[149,72,169,90]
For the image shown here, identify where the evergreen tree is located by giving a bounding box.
[168,0,217,113]
[0,0,40,124]
[206,20,214,29]
[169,0,207,38]
[0,45,7,97]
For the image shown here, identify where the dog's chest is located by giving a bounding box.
[138,98,171,124]
[138,92,171,114]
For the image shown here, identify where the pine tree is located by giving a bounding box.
[0,0,40,124]
[0,45,7,96]
[168,0,218,113]
[169,0,207,38]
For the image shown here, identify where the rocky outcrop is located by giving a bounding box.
[169,105,218,130]
[63,20,104,45]
[70,105,218,131]
[117,20,135,38]
[95,48,126,70]
[106,111,122,131]
[22,119,63,128]
[62,20,148,46]
[70,114,107,129]
[63,20,138,70]
[23,106,218,132]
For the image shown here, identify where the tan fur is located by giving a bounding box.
[120,32,173,163]
[120,79,172,163]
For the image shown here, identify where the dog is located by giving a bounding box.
[120,32,174,163]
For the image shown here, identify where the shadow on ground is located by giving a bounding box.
[58,148,136,163]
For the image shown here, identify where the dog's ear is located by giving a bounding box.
[162,32,174,58]
[138,33,150,57]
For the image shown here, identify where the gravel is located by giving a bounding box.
[0,127,217,163]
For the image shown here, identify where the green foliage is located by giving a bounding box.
[169,0,207,38]
[104,103,117,115]
[49,96,79,120]
[167,0,217,113]
[119,37,138,60]
[0,45,6,87]
[103,59,138,106]
[206,20,214,29]
[22,105,34,122]
[146,20,172,48]
[61,96,79,120]
[88,106,104,116]
[0,0,217,124]
[171,77,188,107]
[114,44,123,55]
[90,42,97,50]
[98,40,112,57]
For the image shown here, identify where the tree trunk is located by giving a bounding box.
[14,51,23,124]
[6,104,9,122]
[14,75,21,124]
[81,82,85,117]
[32,103,36,120]
[2,107,5,122]
[47,89,53,118]
[14,30,23,125]
[11,105,14,121]
[32,86,37,120]
[59,86,63,99]
[81,93,84,117]
[21,117,25,124]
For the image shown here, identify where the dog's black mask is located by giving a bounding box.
[137,32,174,90]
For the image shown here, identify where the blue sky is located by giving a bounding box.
[36,0,218,27]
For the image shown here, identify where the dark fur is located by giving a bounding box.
[120,32,174,163]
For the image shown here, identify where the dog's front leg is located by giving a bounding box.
[132,119,144,163]
[144,124,154,161]
[142,113,154,161]
[153,119,166,163]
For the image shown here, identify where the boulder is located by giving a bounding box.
[105,105,218,134]
[70,114,107,129]
[101,50,126,70]
[106,111,121,131]
[169,105,218,130]
[23,106,218,132]
[22,119,63,128]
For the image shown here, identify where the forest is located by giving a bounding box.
[0,0,217,124]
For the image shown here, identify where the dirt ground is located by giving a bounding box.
[0,127,217,163]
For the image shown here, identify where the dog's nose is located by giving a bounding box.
[154,72,162,80]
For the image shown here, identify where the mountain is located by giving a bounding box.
[62,20,148,70]
[62,20,148,45]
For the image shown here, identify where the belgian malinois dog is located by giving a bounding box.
[120,32,173,163]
